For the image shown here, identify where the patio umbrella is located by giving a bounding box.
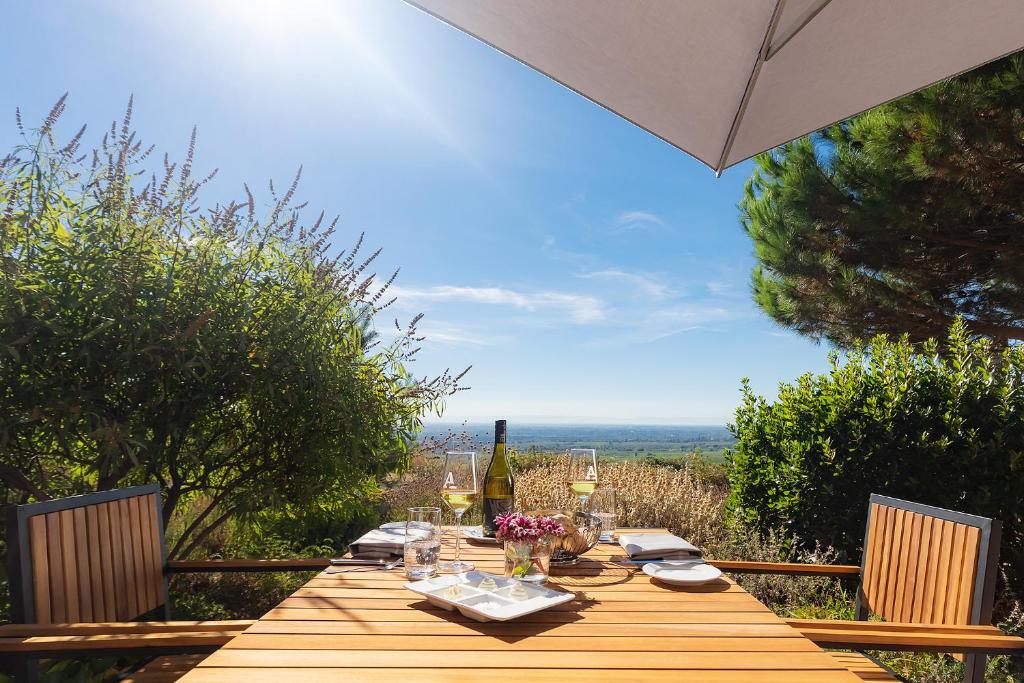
[406,0,1024,174]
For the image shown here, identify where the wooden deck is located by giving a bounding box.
[177,528,861,682]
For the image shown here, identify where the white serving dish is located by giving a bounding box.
[404,571,574,622]
[462,526,501,544]
[642,560,723,586]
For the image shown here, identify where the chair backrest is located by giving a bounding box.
[6,484,169,624]
[857,494,1000,627]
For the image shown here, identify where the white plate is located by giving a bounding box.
[404,571,574,622]
[462,525,501,544]
[642,560,723,585]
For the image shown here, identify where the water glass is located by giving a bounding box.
[588,487,618,541]
[405,507,442,579]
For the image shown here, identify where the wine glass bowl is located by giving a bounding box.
[564,448,599,509]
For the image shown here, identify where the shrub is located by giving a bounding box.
[727,321,1024,603]
[0,97,466,558]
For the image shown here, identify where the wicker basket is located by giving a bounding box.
[525,510,602,565]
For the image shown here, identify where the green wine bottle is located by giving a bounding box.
[482,419,514,537]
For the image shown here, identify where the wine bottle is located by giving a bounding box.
[482,419,514,537]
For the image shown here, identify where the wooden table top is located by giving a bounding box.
[178,528,860,682]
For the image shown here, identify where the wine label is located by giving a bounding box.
[482,497,513,537]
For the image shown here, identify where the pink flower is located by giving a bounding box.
[495,512,565,543]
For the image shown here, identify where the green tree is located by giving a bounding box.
[0,96,467,558]
[727,321,1024,597]
[740,54,1024,347]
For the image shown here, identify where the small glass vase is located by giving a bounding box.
[504,538,551,583]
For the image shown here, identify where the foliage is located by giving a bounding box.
[727,321,1024,606]
[740,54,1024,346]
[0,96,466,558]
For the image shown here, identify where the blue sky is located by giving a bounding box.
[1,0,834,424]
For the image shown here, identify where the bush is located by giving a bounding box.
[0,97,465,558]
[727,321,1024,604]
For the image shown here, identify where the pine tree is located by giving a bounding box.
[740,53,1024,346]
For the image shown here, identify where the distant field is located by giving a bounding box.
[420,423,735,462]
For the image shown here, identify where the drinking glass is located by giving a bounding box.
[564,448,599,510]
[404,507,442,579]
[587,487,618,541]
[439,451,477,573]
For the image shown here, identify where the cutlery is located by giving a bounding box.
[325,558,403,574]
[329,558,397,566]
[620,558,705,566]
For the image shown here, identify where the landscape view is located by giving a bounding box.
[421,423,736,462]
[1,2,1023,682]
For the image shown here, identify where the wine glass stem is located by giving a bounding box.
[453,511,463,564]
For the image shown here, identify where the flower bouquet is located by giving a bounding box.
[495,512,565,582]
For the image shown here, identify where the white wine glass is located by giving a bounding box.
[565,448,599,510]
[439,451,477,573]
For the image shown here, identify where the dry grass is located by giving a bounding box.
[515,456,728,550]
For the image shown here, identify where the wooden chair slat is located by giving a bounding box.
[123,498,144,617]
[97,501,117,621]
[109,499,133,620]
[85,505,105,621]
[882,507,906,620]
[59,509,80,622]
[931,519,954,623]
[897,511,923,622]
[956,526,981,624]
[944,523,967,624]
[892,511,912,621]
[73,506,94,621]
[131,495,153,613]
[45,512,64,623]
[910,514,933,623]
[922,513,944,623]
[124,498,140,614]
[28,515,51,624]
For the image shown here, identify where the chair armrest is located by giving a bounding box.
[166,558,330,573]
[708,560,861,576]
[787,618,1024,654]
[0,621,253,656]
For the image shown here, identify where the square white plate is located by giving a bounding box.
[404,571,574,622]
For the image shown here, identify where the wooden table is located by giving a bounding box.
[178,528,860,682]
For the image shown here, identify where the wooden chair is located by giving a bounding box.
[716,493,1024,682]
[2,485,330,681]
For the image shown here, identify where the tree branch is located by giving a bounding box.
[172,505,240,560]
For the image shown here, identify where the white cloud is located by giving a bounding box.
[392,285,607,324]
[417,321,506,348]
[706,281,734,295]
[541,234,596,265]
[585,302,743,346]
[576,269,677,300]
[612,210,668,233]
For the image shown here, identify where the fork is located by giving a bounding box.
[325,559,403,574]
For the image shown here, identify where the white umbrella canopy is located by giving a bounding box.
[407,0,1024,174]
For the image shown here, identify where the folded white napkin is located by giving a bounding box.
[349,522,429,559]
[618,532,702,560]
